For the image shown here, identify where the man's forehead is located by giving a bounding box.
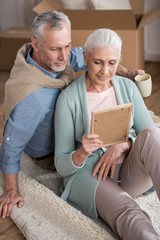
[42,27,71,47]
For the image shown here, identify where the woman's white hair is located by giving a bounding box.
[84,28,122,60]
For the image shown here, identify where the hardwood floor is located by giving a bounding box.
[0,61,160,239]
[143,62,160,117]
[0,217,25,240]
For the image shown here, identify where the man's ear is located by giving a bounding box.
[31,37,39,52]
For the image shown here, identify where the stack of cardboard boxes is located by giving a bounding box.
[0,27,31,71]
[0,0,159,71]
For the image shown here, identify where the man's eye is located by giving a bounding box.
[51,48,58,51]
[94,61,101,64]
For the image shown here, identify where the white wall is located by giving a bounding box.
[144,0,160,62]
[0,0,40,31]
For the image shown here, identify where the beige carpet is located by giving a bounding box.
[0,113,160,240]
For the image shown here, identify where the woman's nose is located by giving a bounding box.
[101,65,109,74]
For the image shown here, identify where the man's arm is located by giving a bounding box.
[0,94,45,218]
[116,64,145,81]
[0,174,24,218]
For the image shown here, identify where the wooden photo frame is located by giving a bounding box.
[91,103,132,147]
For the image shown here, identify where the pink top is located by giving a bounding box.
[87,86,124,164]
[87,86,118,122]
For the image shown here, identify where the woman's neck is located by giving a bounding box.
[85,75,112,93]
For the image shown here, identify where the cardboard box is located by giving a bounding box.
[33,0,160,69]
[0,27,31,71]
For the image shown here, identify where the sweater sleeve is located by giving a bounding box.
[131,82,155,135]
[113,77,155,145]
[54,92,84,177]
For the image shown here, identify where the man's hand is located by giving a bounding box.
[0,174,24,218]
[0,190,24,218]
[117,64,145,81]
[126,69,145,81]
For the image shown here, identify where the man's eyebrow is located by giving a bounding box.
[65,41,72,46]
[49,42,72,49]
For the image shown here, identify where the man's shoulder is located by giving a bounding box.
[70,46,84,53]
[69,47,86,72]
[14,88,53,110]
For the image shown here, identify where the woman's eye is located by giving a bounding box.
[110,61,116,65]
[94,61,101,64]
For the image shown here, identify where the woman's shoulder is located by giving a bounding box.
[61,72,85,95]
[113,75,135,88]
[57,72,86,103]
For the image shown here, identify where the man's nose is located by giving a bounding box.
[59,48,67,61]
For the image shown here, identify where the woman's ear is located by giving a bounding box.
[83,51,87,65]
[31,37,39,52]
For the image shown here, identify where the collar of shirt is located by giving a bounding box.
[25,47,60,79]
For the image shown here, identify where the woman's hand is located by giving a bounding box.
[92,140,132,180]
[73,134,103,166]
[81,134,103,156]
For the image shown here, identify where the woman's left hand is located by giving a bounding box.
[92,141,131,180]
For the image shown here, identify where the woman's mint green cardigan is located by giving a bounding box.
[54,72,154,218]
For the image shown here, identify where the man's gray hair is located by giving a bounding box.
[84,28,122,59]
[32,10,71,41]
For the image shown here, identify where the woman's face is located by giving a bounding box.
[84,45,119,86]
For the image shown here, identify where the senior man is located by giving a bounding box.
[0,10,144,218]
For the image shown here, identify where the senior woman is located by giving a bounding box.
[54,29,160,240]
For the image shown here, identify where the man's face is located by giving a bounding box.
[33,22,71,73]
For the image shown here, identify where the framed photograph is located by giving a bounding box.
[91,103,132,147]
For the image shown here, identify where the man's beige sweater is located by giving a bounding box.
[3,43,75,127]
